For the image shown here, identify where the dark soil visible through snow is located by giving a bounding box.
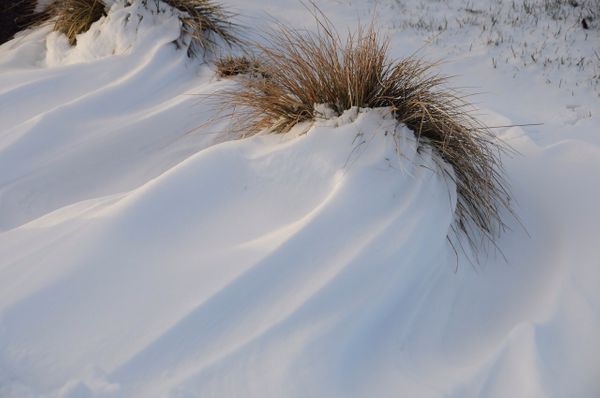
[0,1,43,44]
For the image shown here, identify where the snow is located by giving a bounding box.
[1,0,599,397]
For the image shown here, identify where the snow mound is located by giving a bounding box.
[0,108,455,396]
[45,0,183,67]
[0,0,229,232]
[1,0,186,68]
[1,105,598,398]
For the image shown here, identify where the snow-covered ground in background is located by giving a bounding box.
[1,0,599,397]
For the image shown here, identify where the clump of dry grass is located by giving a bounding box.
[49,0,107,45]
[161,0,240,57]
[42,0,238,52]
[215,55,268,78]
[222,13,513,257]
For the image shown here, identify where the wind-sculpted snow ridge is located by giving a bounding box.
[0,108,452,396]
[1,107,599,398]
[0,0,230,232]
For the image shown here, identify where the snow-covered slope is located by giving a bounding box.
[1,1,599,397]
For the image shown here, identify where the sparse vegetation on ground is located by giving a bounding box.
[215,55,267,78]
[389,0,600,96]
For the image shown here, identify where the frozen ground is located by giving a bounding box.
[0,0,599,397]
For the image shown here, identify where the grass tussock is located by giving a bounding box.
[42,0,238,52]
[215,55,268,78]
[161,0,240,57]
[222,12,513,257]
[49,0,107,45]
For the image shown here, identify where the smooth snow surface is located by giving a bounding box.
[1,1,599,397]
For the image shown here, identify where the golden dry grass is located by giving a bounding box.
[49,0,107,45]
[9,0,238,54]
[220,12,513,257]
[214,55,268,78]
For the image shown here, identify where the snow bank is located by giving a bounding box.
[0,1,229,231]
[1,1,599,397]
[0,108,456,397]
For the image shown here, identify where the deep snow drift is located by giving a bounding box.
[1,1,599,397]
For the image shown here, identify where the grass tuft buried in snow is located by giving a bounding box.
[50,0,108,45]
[221,8,513,258]
[160,0,241,57]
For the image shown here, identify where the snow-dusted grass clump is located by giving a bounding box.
[8,0,238,60]
[160,0,240,57]
[44,0,182,65]
[223,13,512,255]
